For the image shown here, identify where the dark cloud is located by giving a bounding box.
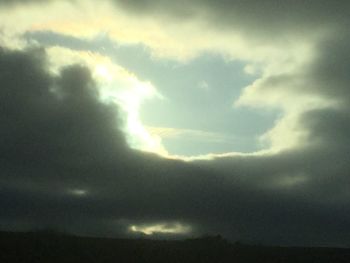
[1,46,350,246]
[0,0,350,246]
[253,29,350,105]
[112,0,350,41]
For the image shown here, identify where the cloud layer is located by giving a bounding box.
[1,0,350,246]
[1,46,350,246]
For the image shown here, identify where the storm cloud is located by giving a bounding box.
[1,0,350,247]
[0,45,349,246]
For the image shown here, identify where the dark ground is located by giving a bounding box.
[0,231,350,262]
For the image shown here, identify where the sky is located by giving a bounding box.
[0,0,350,246]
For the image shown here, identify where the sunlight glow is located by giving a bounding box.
[129,223,191,236]
[67,188,88,197]
[114,79,167,155]
[92,58,167,156]
[45,46,168,157]
[95,64,113,82]
[47,47,168,157]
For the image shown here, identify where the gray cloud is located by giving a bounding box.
[1,45,350,247]
[112,0,350,42]
[1,0,350,247]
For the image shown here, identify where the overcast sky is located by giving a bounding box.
[1,0,350,246]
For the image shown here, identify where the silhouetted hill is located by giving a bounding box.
[0,231,349,262]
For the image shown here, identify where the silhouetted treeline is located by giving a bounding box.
[0,231,349,262]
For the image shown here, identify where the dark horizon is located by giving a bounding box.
[1,230,350,262]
